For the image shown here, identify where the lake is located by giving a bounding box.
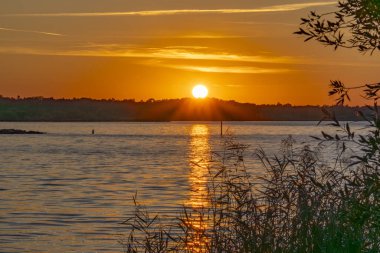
[0,121,361,252]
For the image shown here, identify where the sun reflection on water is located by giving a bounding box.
[188,124,210,208]
[185,124,211,252]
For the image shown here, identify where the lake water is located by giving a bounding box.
[0,121,362,252]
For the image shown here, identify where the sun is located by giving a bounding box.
[192,84,208,99]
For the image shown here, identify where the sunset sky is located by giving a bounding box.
[0,0,379,105]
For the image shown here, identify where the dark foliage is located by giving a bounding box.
[0,96,367,122]
[295,0,380,54]
[121,133,379,252]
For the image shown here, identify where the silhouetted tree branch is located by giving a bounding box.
[296,0,380,187]
[296,0,380,107]
[295,0,380,54]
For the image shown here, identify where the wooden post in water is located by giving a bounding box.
[220,120,223,137]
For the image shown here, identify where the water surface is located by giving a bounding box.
[0,121,361,252]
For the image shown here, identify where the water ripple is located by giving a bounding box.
[0,121,363,253]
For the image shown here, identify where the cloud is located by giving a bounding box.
[0,27,63,36]
[0,46,47,55]
[144,48,296,64]
[0,45,297,64]
[6,44,378,69]
[1,45,379,70]
[228,21,296,27]
[2,2,336,17]
[178,35,249,39]
[161,64,292,74]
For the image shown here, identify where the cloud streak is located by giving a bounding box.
[3,45,378,68]
[144,48,296,64]
[162,64,291,74]
[0,27,63,36]
[3,2,336,17]
[0,46,297,64]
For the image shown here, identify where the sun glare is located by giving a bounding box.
[192,84,208,99]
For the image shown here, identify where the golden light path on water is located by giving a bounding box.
[186,124,211,252]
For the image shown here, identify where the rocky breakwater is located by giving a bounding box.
[0,129,45,134]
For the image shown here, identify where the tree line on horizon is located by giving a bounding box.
[0,96,368,122]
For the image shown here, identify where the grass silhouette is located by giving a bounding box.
[120,132,379,252]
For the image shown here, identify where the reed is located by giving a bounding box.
[121,133,379,253]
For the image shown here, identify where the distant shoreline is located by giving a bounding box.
[0,119,367,122]
[0,97,368,122]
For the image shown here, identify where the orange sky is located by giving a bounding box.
[0,0,379,105]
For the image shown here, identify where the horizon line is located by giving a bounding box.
[0,95,359,107]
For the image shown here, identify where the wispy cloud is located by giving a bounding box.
[228,21,297,27]
[2,2,336,17]
[163,46,209,50]
[1,45,378,70]
[144,48,296,64]
[0,27,63,36]
[8,44,378,69]
[161,64,292,74]
[0,46,45,55]
[178,35,249,39]
[0,45,297,64]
